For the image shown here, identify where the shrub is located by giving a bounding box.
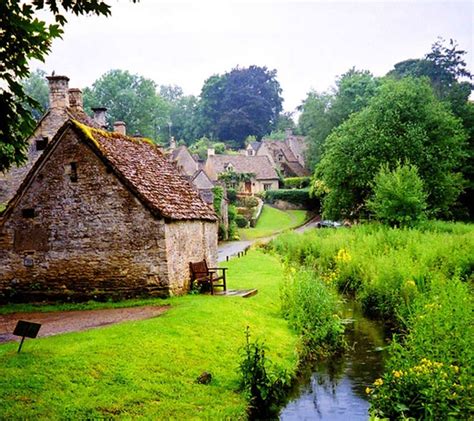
[226,188,237,204]
[239,327,290,419]
[238,195,259,208]
[211,186,224,217]
[367,162,427,227]
[280,267,345,358]
[283,177,311,189]
[369,278,474,420]
[235,214,249,228]
[264,189,319,209]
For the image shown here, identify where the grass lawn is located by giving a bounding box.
[238,205,308,240]
[0,250,298,419]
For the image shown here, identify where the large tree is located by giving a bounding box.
[0,0,135,173]
[22,69,49,121]
[299,68,379,169]
[315,77,467,220]
[83,70,169,142]
[197,66,283,147]
[388,38,473,219]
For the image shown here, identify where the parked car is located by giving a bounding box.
[316,220,343,228]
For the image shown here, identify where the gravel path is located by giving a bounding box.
[0,305,168,344]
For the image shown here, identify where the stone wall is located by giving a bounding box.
[0,108,69,205]
[164,220,218,293]
[0,129,170,302]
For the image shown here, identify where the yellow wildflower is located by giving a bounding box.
[393,370,402,378]
[374,378,384,387]
[365,387,372,394]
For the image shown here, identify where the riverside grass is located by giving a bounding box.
[271,221,474,419]
[0,250,298,419]
[238,205,307,240]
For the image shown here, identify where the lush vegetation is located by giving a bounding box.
[264,188,318,210]
[238,205,307,240]
[283,176,311,189]
[1,0,136,173]
[0,250,298,419]
[271,222,474,418]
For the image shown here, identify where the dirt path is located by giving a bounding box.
[0,305,168,344]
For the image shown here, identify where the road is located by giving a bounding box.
[217,215,320,262]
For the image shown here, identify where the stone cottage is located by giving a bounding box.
[0,75,105,206]
[169,145,215,204]
[204,154,279,194]
[245,129,310,178]
[0,120,218,302]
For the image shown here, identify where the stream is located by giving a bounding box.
[280,300,390,421]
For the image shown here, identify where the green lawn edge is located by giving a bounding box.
[238,205,309,240]
[0,249,299,419]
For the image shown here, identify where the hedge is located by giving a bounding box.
[283,177,311,189]
[264,189,319,209]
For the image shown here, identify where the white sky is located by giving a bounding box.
[33,0,473,112]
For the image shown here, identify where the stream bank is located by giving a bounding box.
[280,300,390,420]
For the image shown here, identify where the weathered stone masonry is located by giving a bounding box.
[0,122,218,302]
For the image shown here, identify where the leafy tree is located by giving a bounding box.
[367,162,427,227]
[315,78,466,220]
[0,0,134,172]
[197,66,283,147]
[188,137,226,160]
[22,69,49,121]
[83,70,169,142]
[388,38,473,219]
[299,69,379,169]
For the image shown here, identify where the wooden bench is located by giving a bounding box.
[189,260,227,295]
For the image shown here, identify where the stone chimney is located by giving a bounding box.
[170,136,176,150]
[68,88,83,111]
[113,121,126,135]
[207,148,215,157]
[92,107,108,129]
[46,75,70,110]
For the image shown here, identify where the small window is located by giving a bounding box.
[22,208,35,218]
[70,162,78,182]
[263,183,272,191]
[36,137,48,151]
[278,154,284,162]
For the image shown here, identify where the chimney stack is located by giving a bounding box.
[207,148,215,157]
[68,88,83,111]
[92,107,108,129]
[46,75,70,110]
[170,136,176,150]
[113,121,126,136]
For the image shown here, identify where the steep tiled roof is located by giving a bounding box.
[73,121,216,221]
[206,155,278,181]
[67,108,101,128]
[261,139,298,162]
[282,161,310,177]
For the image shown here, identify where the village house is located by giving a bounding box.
[0,77,218,302]
[168,143,215,204]
[204,152,279,194]
[244,129,310,178]
[0,75,106,206]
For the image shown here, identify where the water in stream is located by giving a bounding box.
[280,301,390,421]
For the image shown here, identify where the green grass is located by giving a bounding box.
[0,250,298,419]
[238,205,308,240]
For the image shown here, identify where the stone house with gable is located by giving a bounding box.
[0,117,217,302]
[205,154,279,194]
[0,75,107,206]
[244,129,310,178]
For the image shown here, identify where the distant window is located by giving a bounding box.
[278,154,284,162]
[36,137,48,151]
[263,183,272,191]
[22,208,35,218]
[70,162,78,182]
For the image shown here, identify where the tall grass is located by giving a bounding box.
[271,221,474,418]
[272,222,474,326]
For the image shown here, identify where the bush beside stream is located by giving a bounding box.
[271,222,474,419]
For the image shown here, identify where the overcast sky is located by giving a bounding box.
[34,0,473,112]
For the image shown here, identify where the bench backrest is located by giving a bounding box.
[190,260,209,279]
